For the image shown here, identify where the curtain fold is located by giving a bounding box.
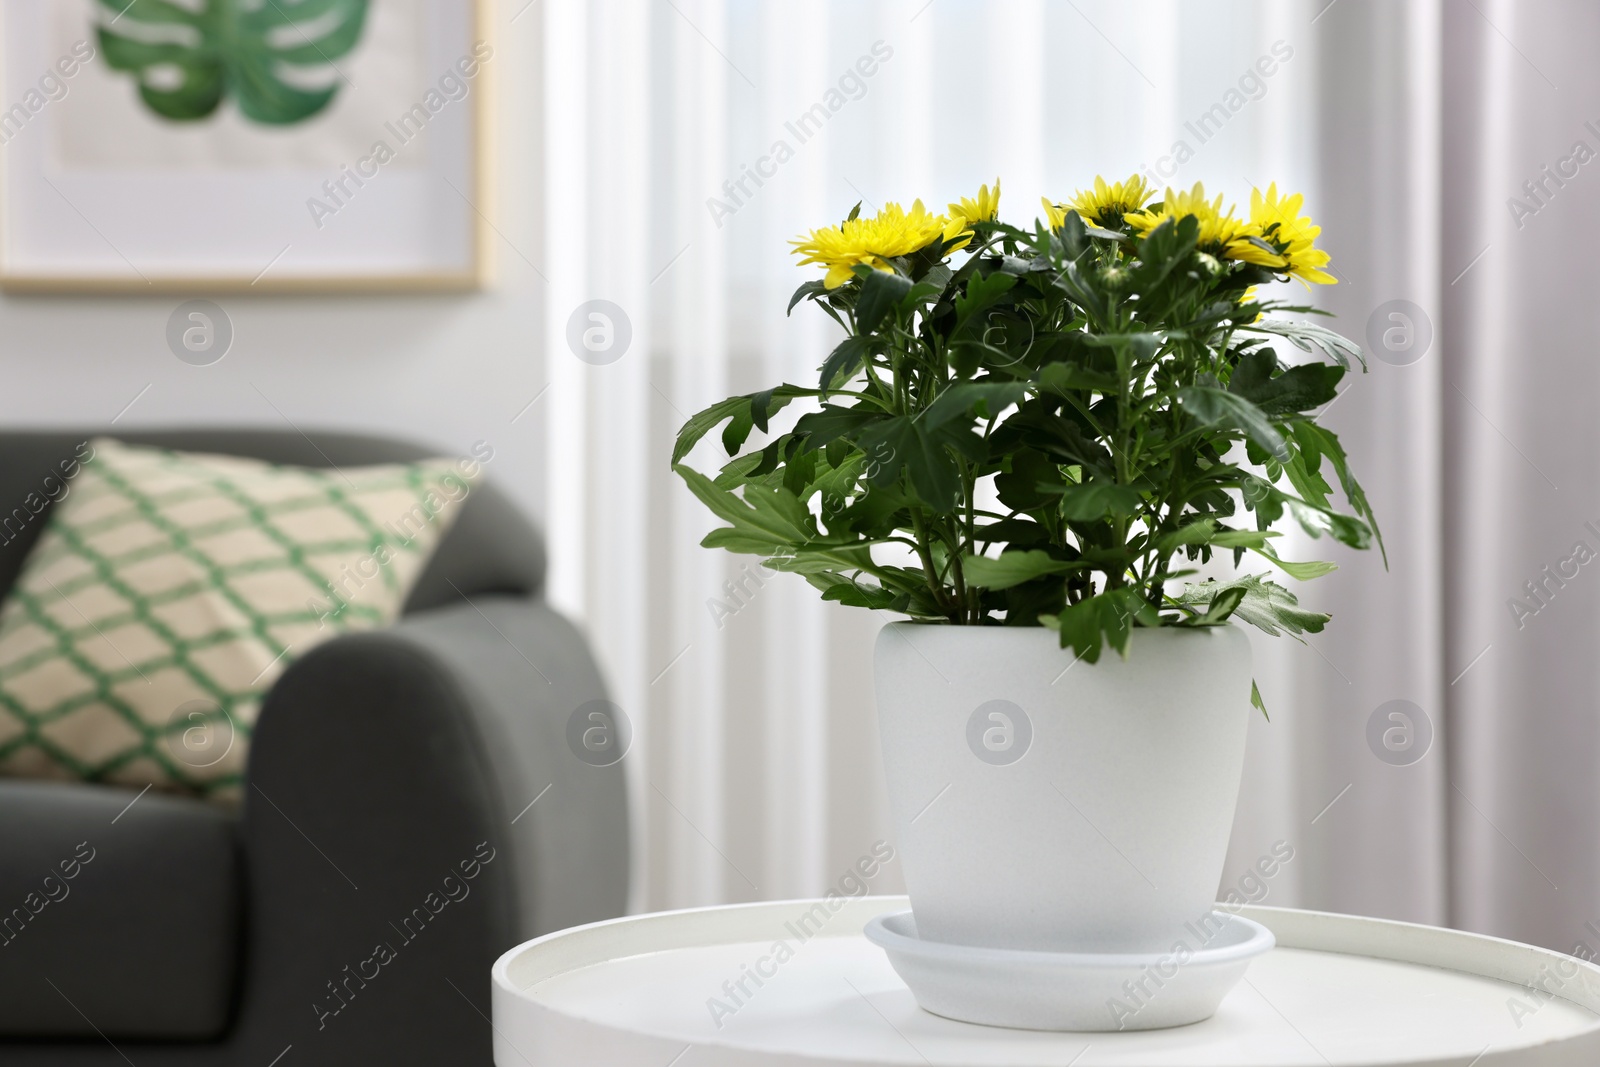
[1443,0,1600,950]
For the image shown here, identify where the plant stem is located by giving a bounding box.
[909,509,952,619]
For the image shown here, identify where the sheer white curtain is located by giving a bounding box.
[541,0,1593,949]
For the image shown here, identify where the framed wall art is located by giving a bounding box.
[0,0,492,292]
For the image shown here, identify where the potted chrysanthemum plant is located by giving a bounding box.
[672,176,1377,1030]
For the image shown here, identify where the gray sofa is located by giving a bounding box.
[0,430,629,1065]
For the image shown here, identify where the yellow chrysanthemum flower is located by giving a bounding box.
[792,200,951,289]
[1058,173,1154,229]
[1248,183,1337,286]
[947,178,1001,229]
[943,179,1000,253]
[1041,196,1069,232]
[1125,182,1285,269]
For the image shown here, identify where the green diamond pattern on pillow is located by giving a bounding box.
[0,437,484,803]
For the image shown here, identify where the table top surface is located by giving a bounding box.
[492,896,1600,1066]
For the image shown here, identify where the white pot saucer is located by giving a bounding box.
[863,908,1275,1032]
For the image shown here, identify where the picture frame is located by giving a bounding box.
[0,0,493,293]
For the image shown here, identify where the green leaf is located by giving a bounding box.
[717,409,755,457]
[901,262,953,310]
[1178,386,1288,461]
[780,447,818,497]
[1154,518,1218,554]
[994,449,1065,511]
[1229,349,1344,415]
[854,415,981,512]
[763,543,881,576]
[1132,214,1199,288]
[673,464,816,554]
[817,335,873,391]
[1204,585,1249,622]
[1291,422,1385,564]
[713,451,762,489]
[855,269,914,334]
[1174,575,1329,640]
[1226,347,1276,394]
[1283,497,1373,549]
[1251,545,1338,581]
[1039,588,1158,663]
[1267,429,1376,556]
[1242,317,1366,370]
[922,382,1029,430]
[675,397,751,464]
[1059,482,1142,522]
[790,405,882,455]
[1174,585,1247,626]
[749,389,786,433]
[997,404,1113,470]
[1055,209,1087,251]
[952,271,1019,337]
[962,549,1080,591]
[1251,680,1269,720]
[1154,518,1277,556]
[1038,361,1118,395]
[788,280,829,315]
[1047,261,1104,324]
[808,573,900,610]
[1083,331,1162,364]
[99,0,369,125]
[673,386,813,464]
[1210,529,1278,548]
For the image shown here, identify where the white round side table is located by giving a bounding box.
[491,895,1600,1066]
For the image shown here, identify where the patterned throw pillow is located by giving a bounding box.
[0,438,487,803]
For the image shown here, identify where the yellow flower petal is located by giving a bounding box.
[1248,183,1337,286]
[792,198,956,286]
[1041,196,1067,231]
[1126,182,1287,270]
[947,178,1001,229]
[1064,173,1153,227]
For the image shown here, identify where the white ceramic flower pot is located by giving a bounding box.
[874,622,1253,955]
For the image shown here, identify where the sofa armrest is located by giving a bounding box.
[226,596,627,1065]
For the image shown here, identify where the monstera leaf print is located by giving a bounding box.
[96,0,369,125]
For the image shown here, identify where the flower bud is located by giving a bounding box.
[1097,264,1131,290]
